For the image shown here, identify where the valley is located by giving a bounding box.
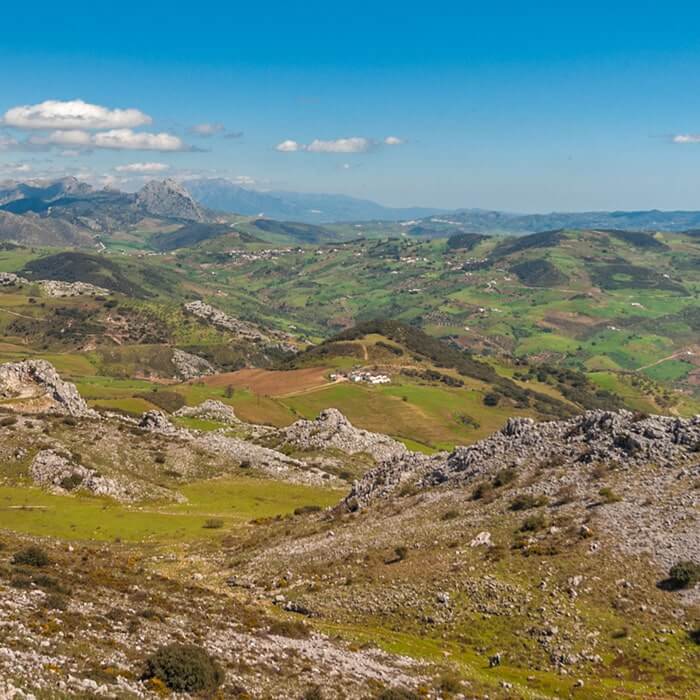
[0,178,696,698]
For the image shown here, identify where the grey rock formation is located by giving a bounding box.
[0,360,96,417]
[29,450,133,501]
[184,300,268,341]
[39,280,109,297]
[174,399,238,423]
[171,348,215,380]
[138,410,179,435]
[195,431,333,485]
[136,179,204,222]
[184,300,296,351]
[278,408,408,462]
[345,410,700,509]
[0,272,28,286]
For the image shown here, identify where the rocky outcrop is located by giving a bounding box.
[171,349,215,380]
[30,450,132,501]
[38,280,109,297]
[184,300,296,352]
[184,301,269,342]
[174,399,238,424]
[0,360,96,417]
[278,408,408,463]
[138,410,180,435]
[0,272,28,286]
[136,179,204,222]
[29,449,183,502]
[195,432,333,485]
[345,410,700,509]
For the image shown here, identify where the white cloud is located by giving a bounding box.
[190,122,225,136]
[29,129,189,152]
[672,134,700,144]
[93,129,187,151]
[115,162,170,173]
[0,135,19,151]
[2,99,151,130]
[0,162,32,174]
[275,139,303,152]
[276,135,401,154]
[306,137,372,153]
[232,175,256,185]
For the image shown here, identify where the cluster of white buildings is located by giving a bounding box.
[330,371,391,385]
[226,247,302,263]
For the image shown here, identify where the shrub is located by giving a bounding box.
[142,643,224,693]
[293,504,322,516]
[394,545,408,561]
[441,509,460,521]
[599,487,621,504]
[154,453,166,464]
[304,686,324,700]
[59,473,83,491]
[202,518,224,529]
[12,546,50,567]
[472,481,493,500]
[668,560,700,589]
[483,392,500,407]
[510,494,548,511]
[62,416,77,426]
[0,416,18,427]
[520,513,546,532]
[493,467,516,487]
[44,593,68,610]
[268,618,309,638]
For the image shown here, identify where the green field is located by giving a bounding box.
[0,478,345,543]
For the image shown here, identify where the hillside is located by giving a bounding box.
[0,357,696,697]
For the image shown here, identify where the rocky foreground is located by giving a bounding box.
[0,360,698,698]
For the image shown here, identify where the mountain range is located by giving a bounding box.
[184,178,443,223]
[3,177,700,250]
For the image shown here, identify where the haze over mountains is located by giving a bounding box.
[4,177,700,246]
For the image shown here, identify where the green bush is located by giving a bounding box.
[293,504,322,516]
[202,518,224,529]
[668,560,700,589]
[483,392,500,407]
[510,493,548,511]
[12,545,50,567]
[142,643,224,693]
[520,513,546,532]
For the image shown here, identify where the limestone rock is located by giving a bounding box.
[0,359,96,417]
[278,408,408,462]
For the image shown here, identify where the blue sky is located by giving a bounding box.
[2,1,700,211]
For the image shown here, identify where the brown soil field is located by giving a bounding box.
[199,366,332,397]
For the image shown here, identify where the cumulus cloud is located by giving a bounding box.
[29,129,189,152]
[275,139,303,152]
[115,162,170,173]
[2,99,151,130]
[276,135,404,154]
[224,131,244,139]
[189,122,225,137]
[306,137,373,153]
[672,134,700,144]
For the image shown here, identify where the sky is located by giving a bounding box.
[2,1,700,211]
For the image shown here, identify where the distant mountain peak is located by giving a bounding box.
[136,179,204,222]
